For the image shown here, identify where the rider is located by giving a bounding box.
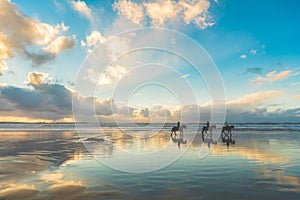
[206,121,210,128]
[177,121,180,129]
[225,121,229,127]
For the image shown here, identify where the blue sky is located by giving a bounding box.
[0,0,299,122]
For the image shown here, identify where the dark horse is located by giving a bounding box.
[171,125,186,136]
[201,125,216,141]
[221,125,234,135]
[221,125,235,146]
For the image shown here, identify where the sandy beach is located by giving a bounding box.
[0,123,299,200]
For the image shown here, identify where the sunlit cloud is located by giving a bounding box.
[0,0,76,71]
[27,71,49,85]
[179,0,213,29]
[144,0,180,26]
[227,90,283,106]
[113,0,145,26]
[113,0,214,29]
[81,31,106,53]
[70,0,92,19]
[98,64,128,86]
[249,70,292,85]
[43,35,77,55]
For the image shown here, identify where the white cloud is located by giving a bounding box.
[85,64,128,86]
[98,64,128,86]
[70,0,92,19]
[240,54,247,59]
[227,90,283,106]
[81,31,106,53]
[27,72,49,85]
[0,0,76,71]
[179,0,213,29]
[113,0,214,29]
[144,0,180,26]
[113,0,145,26]
[249,70,292,85]
[43,35,77,55]
[0,79,299,123]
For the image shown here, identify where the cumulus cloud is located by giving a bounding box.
[43,35,77,55]
[0,0,76,72]
[81,31,106,53]
[249,70,292,85]
[113,0,214,29]
[227,90,283,106]
[0,72,119,121]
[70,0,92,19]
[98,64,128,86]
[0,78,299,122]
[113,0,145,26]
[27,72,49,85]
[83,64,128,87]
[179,0,213,29]
[144,0,180,26]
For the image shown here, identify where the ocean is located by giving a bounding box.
[0,123,299,199]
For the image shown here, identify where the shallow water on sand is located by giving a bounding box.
[0,123,299,200]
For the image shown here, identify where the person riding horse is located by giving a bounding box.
[202,122,216,141]
[221,122,235,145]
[171,122,186,136]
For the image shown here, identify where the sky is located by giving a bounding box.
[0,0,299,123]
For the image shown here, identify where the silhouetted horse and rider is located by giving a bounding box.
[171,121,186,136]
[221,122,235,146]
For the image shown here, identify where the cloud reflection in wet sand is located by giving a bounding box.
[0,129,300,199]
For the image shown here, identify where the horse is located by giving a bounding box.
[171,125,187,136]
[221,125,235,146]
[221,125,234,135]
[201,125,216,141]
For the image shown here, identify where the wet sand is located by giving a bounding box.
[0,126,300,200]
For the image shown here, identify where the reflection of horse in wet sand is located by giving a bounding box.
[171,134,187,149]
[201,125,216,141]
[171,125,187,137]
